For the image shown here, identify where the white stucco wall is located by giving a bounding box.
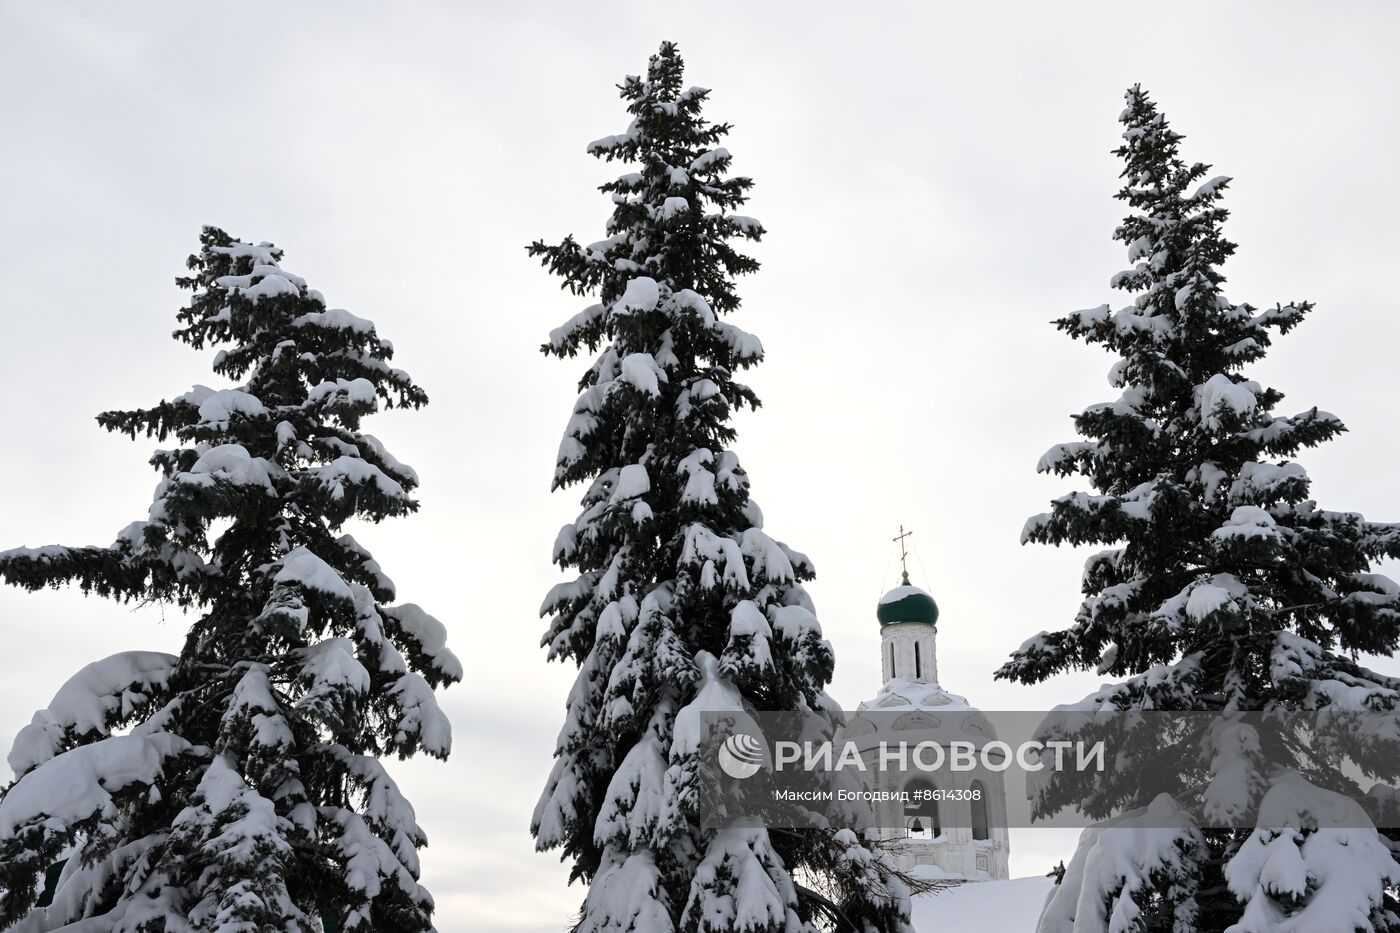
[881,621,939,684]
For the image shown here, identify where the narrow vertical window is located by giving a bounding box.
[889,643,895,679]
[914,642,922,679]
[971,781,990,840]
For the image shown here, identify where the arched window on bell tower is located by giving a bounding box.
[971,780,990,841]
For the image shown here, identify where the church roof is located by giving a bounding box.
[877,580,938,627]
[860,678,973,712]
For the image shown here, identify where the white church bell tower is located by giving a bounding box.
[848,526,1011,881]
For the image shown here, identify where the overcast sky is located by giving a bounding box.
[3,3,1400,931]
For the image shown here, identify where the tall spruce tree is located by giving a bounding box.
[0,229,459,932]
[530,43,913,933]
[1001,87,1400,931]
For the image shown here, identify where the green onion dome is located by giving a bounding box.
[877,575,938,627]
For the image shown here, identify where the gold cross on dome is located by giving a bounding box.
[893,525,913,584]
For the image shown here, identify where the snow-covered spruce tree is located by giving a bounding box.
[1001,87,1400,931]
[530,43,912,933]
[0,228,459,932]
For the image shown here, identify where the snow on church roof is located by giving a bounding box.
[877,582,939,627]
[878,584,932,605]
[857,678,976,713]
